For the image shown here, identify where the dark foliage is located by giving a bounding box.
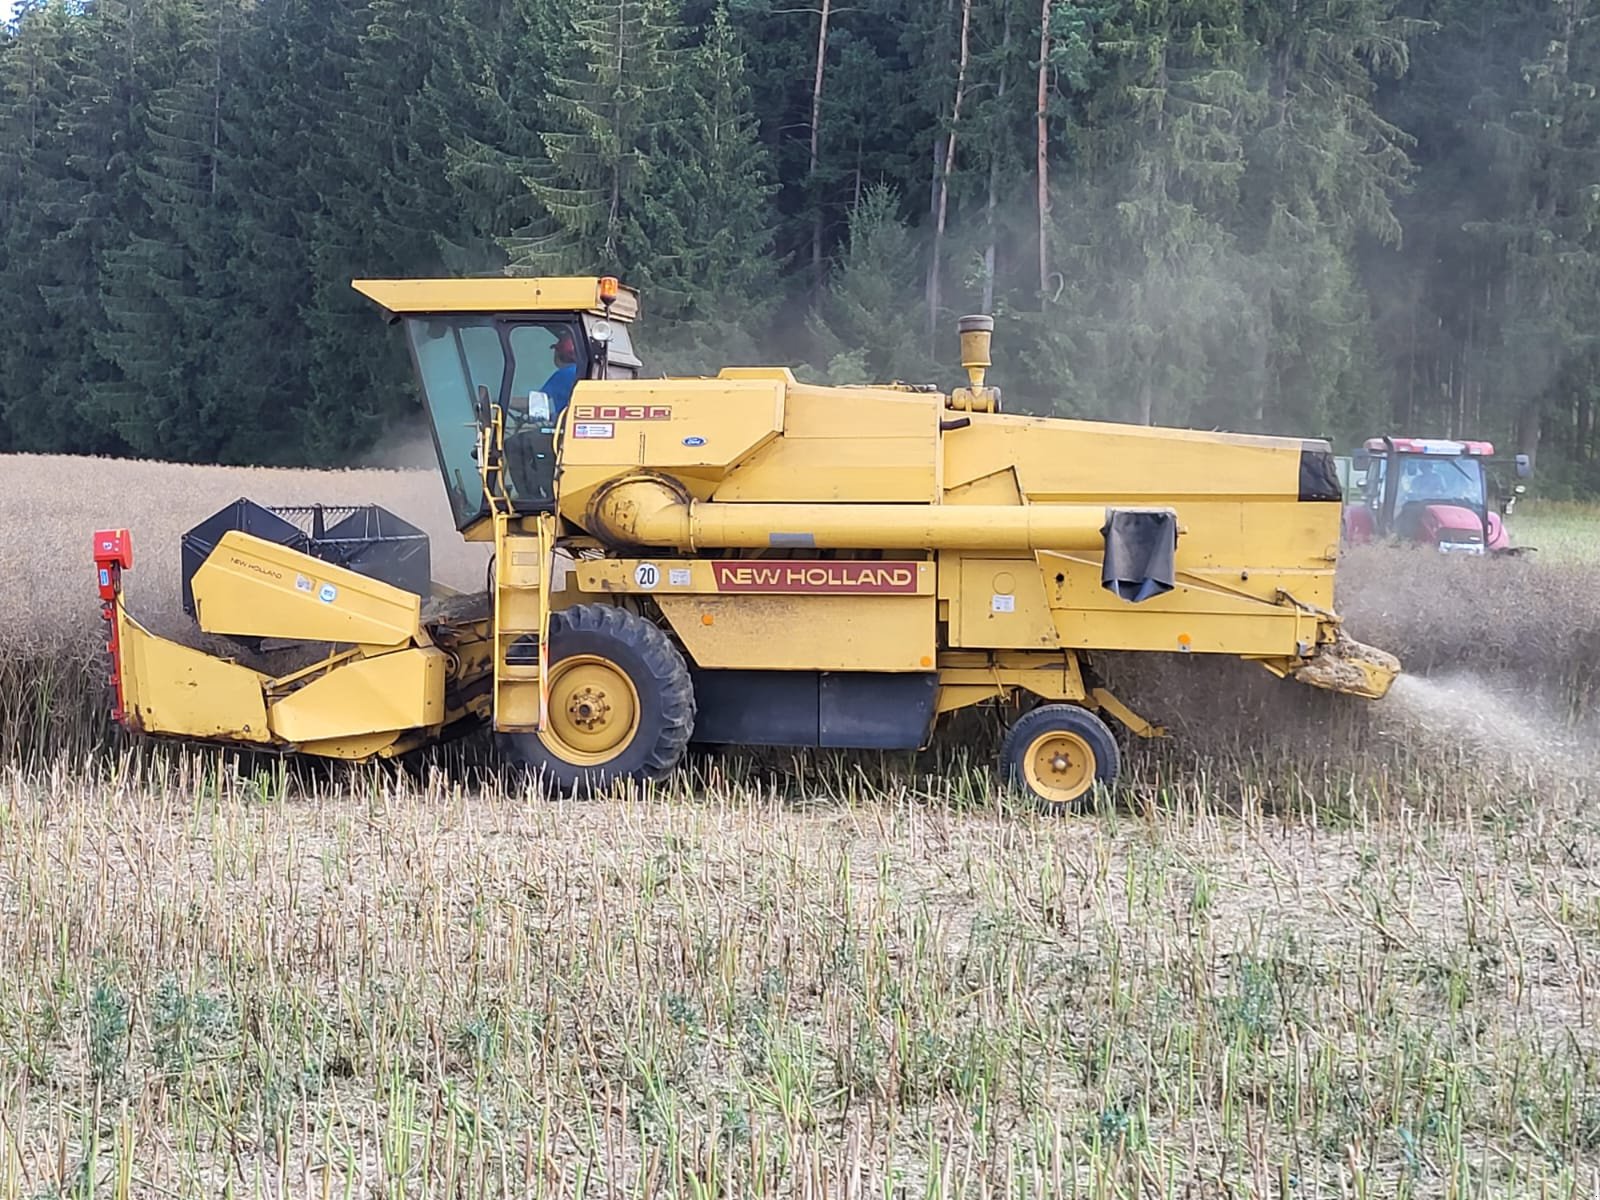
[1,0,1598,487]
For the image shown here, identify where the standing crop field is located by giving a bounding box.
[2,453,1599,1199]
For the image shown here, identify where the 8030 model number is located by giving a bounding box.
[571,404,672,422]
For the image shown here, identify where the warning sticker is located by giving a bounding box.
[573,422,615,439]
[669,568,692,586]
[991,594,1015,613]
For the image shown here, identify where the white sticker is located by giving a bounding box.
[669,568,691,586]
[295,574,313,593]
[634,563,660,590]
[319,583,338,604]
[991,593,1015,613]
[574,422,615,439]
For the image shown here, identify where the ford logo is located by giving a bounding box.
[682,436,706,447]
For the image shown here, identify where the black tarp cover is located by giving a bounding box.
[1100,508,1178,603]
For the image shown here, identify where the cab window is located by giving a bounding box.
[405,317,503,527]
[502,322,583,507]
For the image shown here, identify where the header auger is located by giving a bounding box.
[92,274,1400,808]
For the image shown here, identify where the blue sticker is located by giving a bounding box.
[682,436,706,447]
[318,583,338,604]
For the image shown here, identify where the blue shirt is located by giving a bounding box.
[543,363,579,418]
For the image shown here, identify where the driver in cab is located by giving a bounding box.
[541,330,581,419]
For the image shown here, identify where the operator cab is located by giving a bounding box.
[352,277,642,529]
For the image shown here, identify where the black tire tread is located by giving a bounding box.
[501,603,696,791]
[999,703,1120,811]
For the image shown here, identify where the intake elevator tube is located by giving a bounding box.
[583,473,1156,553]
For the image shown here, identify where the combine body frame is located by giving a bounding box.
[94,276,1401,807]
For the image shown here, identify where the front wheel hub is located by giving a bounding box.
[540,654,642,765]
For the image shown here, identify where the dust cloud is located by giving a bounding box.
[1376,671,1592,776]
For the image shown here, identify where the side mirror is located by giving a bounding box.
[525,390,553,422]
[1352,449,1372,471]
[1515,454,1532,479]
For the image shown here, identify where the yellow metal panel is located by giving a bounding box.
[116,613,272,743]
[710,387,937,502]
[716,367,797,382]
[943,467,1022,506]
[777,386,940,439]
[295,733,405,761]
[191,532,423,647]
[943,412,1309,500]
[952,556,1060,649]
[656,594,936,671]
[1040,553,1318,655]
[496,680,542,731]
[269,648,447,744]
[352,277,639,319]
[575,557,935,596]
[936,650,1087,703]
[711,438,937,502]
[556,378,786,520]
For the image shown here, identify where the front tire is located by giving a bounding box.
[1000,703,1120,811]
[499,604,696,795]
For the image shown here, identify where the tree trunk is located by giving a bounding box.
[1036,0,1050,300]
[809,0,832,303]
[927,0,973,338]
[982,1,1012,313]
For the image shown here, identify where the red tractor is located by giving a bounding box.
[1342,437,1532,556]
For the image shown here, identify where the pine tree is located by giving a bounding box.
[639,2,778,359]
[807,185,938,385]
[506,0,686,276]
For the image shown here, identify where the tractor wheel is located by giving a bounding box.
[499,604,696,795]
[1000,704,1120,812]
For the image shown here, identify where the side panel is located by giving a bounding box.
[710,388,939,503]
[117,613,273,743]
[270,648,447,744]
[948,555,1059,649]
[555,379,786,520]
[192,531,422,647]
[1039,553,1321,655]
[657,593,936,672]
[691,669,938,749]
[941,417,1343,613]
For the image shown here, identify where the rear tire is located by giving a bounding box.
[499,604,695,795]
[1000,703,1120,812]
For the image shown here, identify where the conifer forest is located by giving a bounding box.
[1,0,1597,492]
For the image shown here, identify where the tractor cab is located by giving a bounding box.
[1344,437,1531,555]
[352,277,642,530]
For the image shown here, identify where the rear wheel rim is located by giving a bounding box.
[538,654,641,766]
[1021,729,1096,804]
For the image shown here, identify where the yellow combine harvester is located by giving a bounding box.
[92,276,1399,806]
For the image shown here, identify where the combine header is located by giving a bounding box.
[93,276,1401,807]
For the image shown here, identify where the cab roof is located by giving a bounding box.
[352,277,639,321]
[1363,437,1494,457]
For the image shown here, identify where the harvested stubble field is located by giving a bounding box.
[2,452,1600,1199]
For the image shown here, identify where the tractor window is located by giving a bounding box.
[405,317,505,528]
[1363,457,1386,504]
[1395,456,1485,510]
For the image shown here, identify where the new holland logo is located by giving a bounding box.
[710,561,919,594]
